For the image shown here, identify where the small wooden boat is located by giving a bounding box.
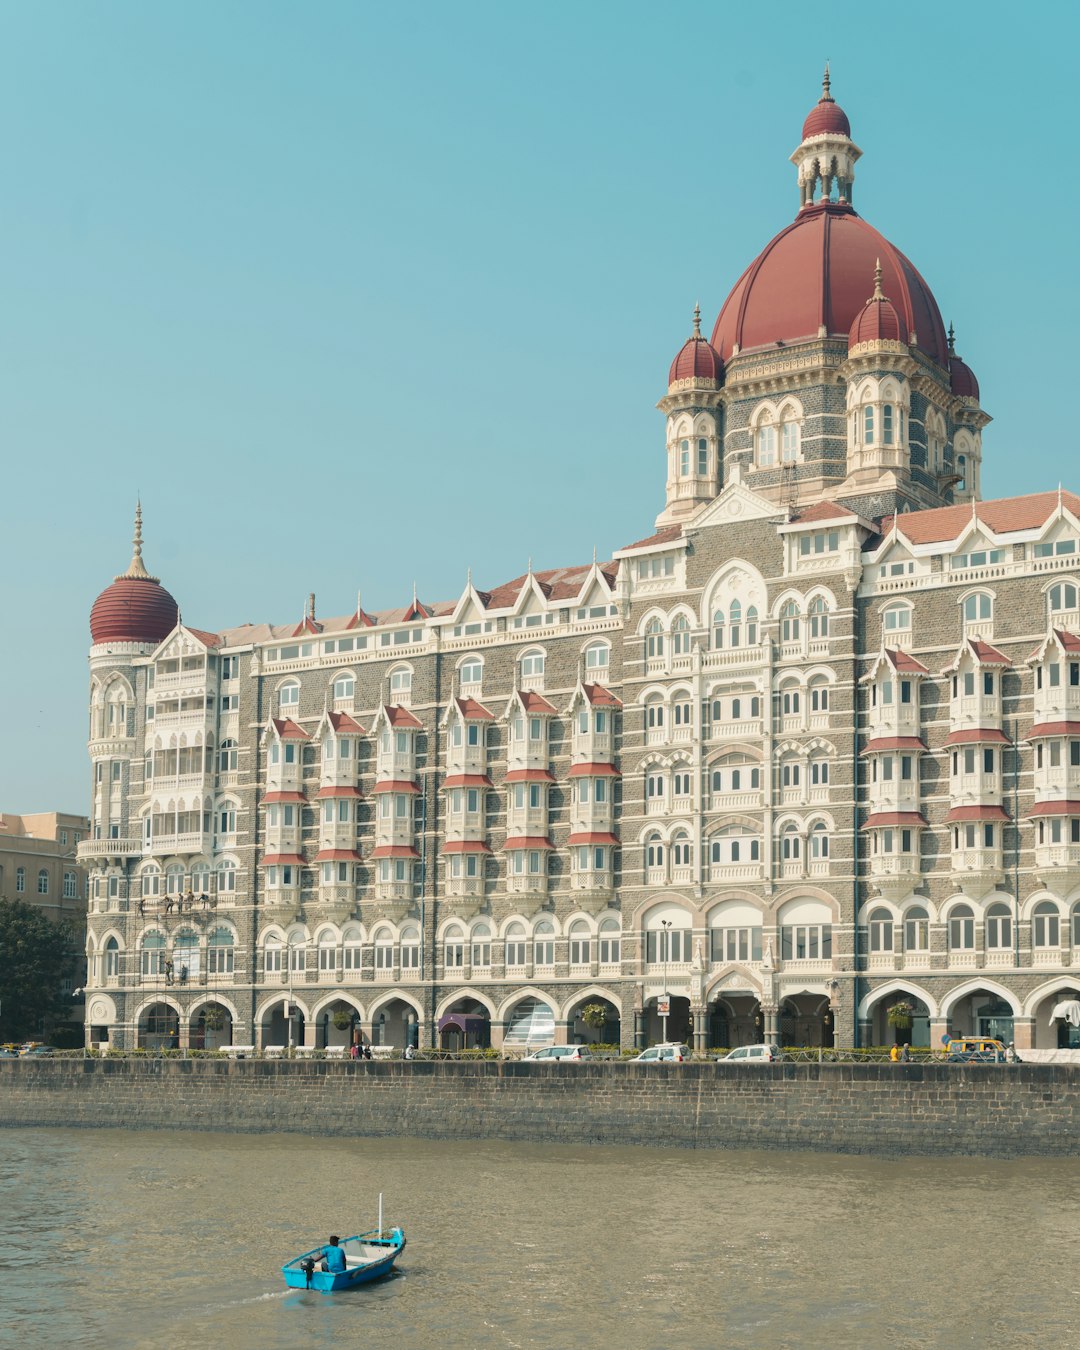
[282,1196,406,1293]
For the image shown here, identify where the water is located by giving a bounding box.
[1,1128,1077,1350]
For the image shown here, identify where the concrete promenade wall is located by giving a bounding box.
[2,1060,1079,1158]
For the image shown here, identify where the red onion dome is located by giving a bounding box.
[802,65,851,139]
[848,260,904,348]
[948,326,980,400]
[668,304,723,389]
[90,505,179,645]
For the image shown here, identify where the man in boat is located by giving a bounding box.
[321,1236,347,1274]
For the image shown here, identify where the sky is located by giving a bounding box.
[1,0,1078,812]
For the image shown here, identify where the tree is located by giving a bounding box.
[0,899,78,1043]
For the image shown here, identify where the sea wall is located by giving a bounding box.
[2,1059,1079,1157]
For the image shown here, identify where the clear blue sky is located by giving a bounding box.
[1,1,1077,811]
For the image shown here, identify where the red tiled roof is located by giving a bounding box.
[186,627,223,648]
[1030,800,1080,817]
[328,712,365,734]
[864,812,927,828]
[315,785,363,798]
[371,845,419,859]
[401,601,432,622]
[263,791,306,804]
[503,836,555,850]
[1028,722,1080,739]
[944,729,1009,746]
[455,697,494,721]
[314,848,363,862]
[372,780,420,795]
[262,852,305,866]
[383,705,423,729]
[504,769,555,783]
[568,831,619,846]
[619,524,682,554]
[568,762,621,777]
[668,332,722,388]
[791,500,859,525]
[518,690,557,715]
[879,491,1080,546]
[346,608,377,629]
[968,640,1011,666]
[444,774,493,789]
[862,737,926,754]
[888,649,930,674]
[945,805,1009,823]
[291,615,321,637]
[442,840,491,854]
[583,683,622,708]
[273,718,310,740]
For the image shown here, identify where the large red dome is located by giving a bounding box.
[90,576,179,645]
[711,202,949,367]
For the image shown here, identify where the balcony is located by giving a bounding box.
[505,873,548,897]
[711,718,763,741]
[312,886,356,923]
[951,695,1001,729]
[708,862,764,884]
[145,831,209,857]
[868,853,921,898]
[262,888,301,925]
[572,730,614,763]
[710,790,762,812]
[569,873,614,914]
[1036,843,1080,887]
[78,837,141,860]
[375,750,416,780]
[950,847,1004,897]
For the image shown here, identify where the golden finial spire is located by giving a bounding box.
[872,258,886,302]
[117,499,158,582]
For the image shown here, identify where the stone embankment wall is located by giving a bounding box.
[2,1059,1078,1157]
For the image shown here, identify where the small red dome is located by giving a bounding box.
[950,355,980,401]
[90,505,180,646]
[91,576,179,645]
[848,263,904,347]
[668,304,723,388]
[802,99,851,140]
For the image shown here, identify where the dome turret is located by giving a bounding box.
[667,304,723,391]
[848,259,905,350]
[90,504,179,646]
[948,325,980,401]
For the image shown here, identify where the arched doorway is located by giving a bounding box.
[646,994,691,1045]
[502,997,555,1051]
[867,991,931,1048]
[371,998,420,1050]
[138,1002,178,1050]
[707,994,761,1050]
[192,1002,232,1050]
[1030,986,1080,1049]
[319,1000,361,1050]
[438,999,490,1050]
[780,995,830,1048]
[946,988,1015,1043]
[261,998,305,1050]
[566,996,620,1047]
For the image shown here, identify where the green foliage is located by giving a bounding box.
[0,899,78,1043]
[580,1003,609,1033]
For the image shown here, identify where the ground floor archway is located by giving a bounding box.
[945,987,1016,1044]
[565,995,620,1046]
[137,1001,178,1050]
[643,994,691,1046]
[438,998,491,1050]
[260,997,306,1050]
[707,994,762,1051]
[371,997,420,1050]
[780,994,830,1048]
[865,989,932,1048]
[190,1002,233,1050]
[1029,985,1080,1049]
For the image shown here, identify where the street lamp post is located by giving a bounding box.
[660,920,672,1042]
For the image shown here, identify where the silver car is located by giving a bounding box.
[633,1043,691,1063]
[720,1044,781,1063]
[522,1045,586,1062]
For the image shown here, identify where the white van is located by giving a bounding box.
[720,1044,781,1063]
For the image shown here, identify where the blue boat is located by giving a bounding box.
[282,1198,406,1293]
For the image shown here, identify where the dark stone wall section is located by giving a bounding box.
[2,1061,1079,1158]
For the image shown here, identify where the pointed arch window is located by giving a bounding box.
[671,615,691,655]
[645,619,665,659]
[104,936,120,979]
[808,597,830,639]
[757,424,777,467]
[781,601,801,642]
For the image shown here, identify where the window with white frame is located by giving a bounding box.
[883,604,912,633]
[584,641,609,669]
[756,421,777,466]
[63,871,77,900]
[534,920,555,965]
[219,739,238,772]
[521,649,545,678]
[671,615,691,655]
[208,927,235,974]
[401,926,420,968]
[598,917,621,964]
[1050,582,1079,614]
[505,922,528,967]
[333,673,355,701]
[263,936,283,974]
[140,931,166,976]
[569,921,591,965]
[780,601,801,642]
[808,598,830,638]
[963,592,993,624]
[645,619,664,659]
[904,906,929,951]
[104,936,120,978]
[868,908,893,952]
[1032,901,1060,948]
[390,666,412,695]
[1034,538,1078,559]
[948,904,975,950]
[459,658,483,686]
[471,923,491,968]
[279,681,300,710]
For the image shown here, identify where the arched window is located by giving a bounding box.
[278,681,300,711]
[672,831,693,867]
[569,920,591,965]
[781,415,800,463]
[140,931,166,977]
[534,919,555,965]
[645,833,665,870]
[808,597,829,638]
[505,922,528,967]
[712,609,725,649]
[1032,901,1060,949]
[459,657,483,686]
[333,673,355,701]
[390,665,412,694]
[219,739,238,772]
[882,404,895,445]
[287,935,306,974]
[963,593,992,623]
[1050,583,1078,614]
[37,869,49,895]
[781,601,800,642]
[863,404,875,445]
[728,600,742,648]
[401,924,421,969]
[671,615,691,655]
[780,824,801,860]
[810,822,829,858]
[757,422,777,466]
[746,607,759,646]
[904,906,929,951]
[883,604,912,633]
[645,699,664,730]
[868,908,893,952]
[646,770,667,802]
[63,871,77,900]
[809,680,830,713]
[101,936,120,979]
[599,917,621,964]
[584,641,609,670]
[216,859,237,896]
[986,903,1012,950]
[15,866,25,893]
[949,904,975,951]
[263,935,283,974]
[141,865,161,898]
[373,929,394,970]
[208,927,235,974]
[471,923,491,968]
[521,649,545,678]
[645,619,665,659]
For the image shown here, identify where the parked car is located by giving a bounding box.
[18,1043,56,1057]
[946,1037,1006,1063]
[522,1046,586,1062]
[0,1047,20,1058]
[719,1044,782,1064]
[633,1043,691,1063]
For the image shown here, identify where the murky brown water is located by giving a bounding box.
[0,1127,1076,1350]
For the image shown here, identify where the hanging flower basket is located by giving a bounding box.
[331,1009,353,1031]
[202,1007,225,1031]
[887,1001,914,1030]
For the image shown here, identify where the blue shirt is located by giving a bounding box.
[324,1244,347,1273]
